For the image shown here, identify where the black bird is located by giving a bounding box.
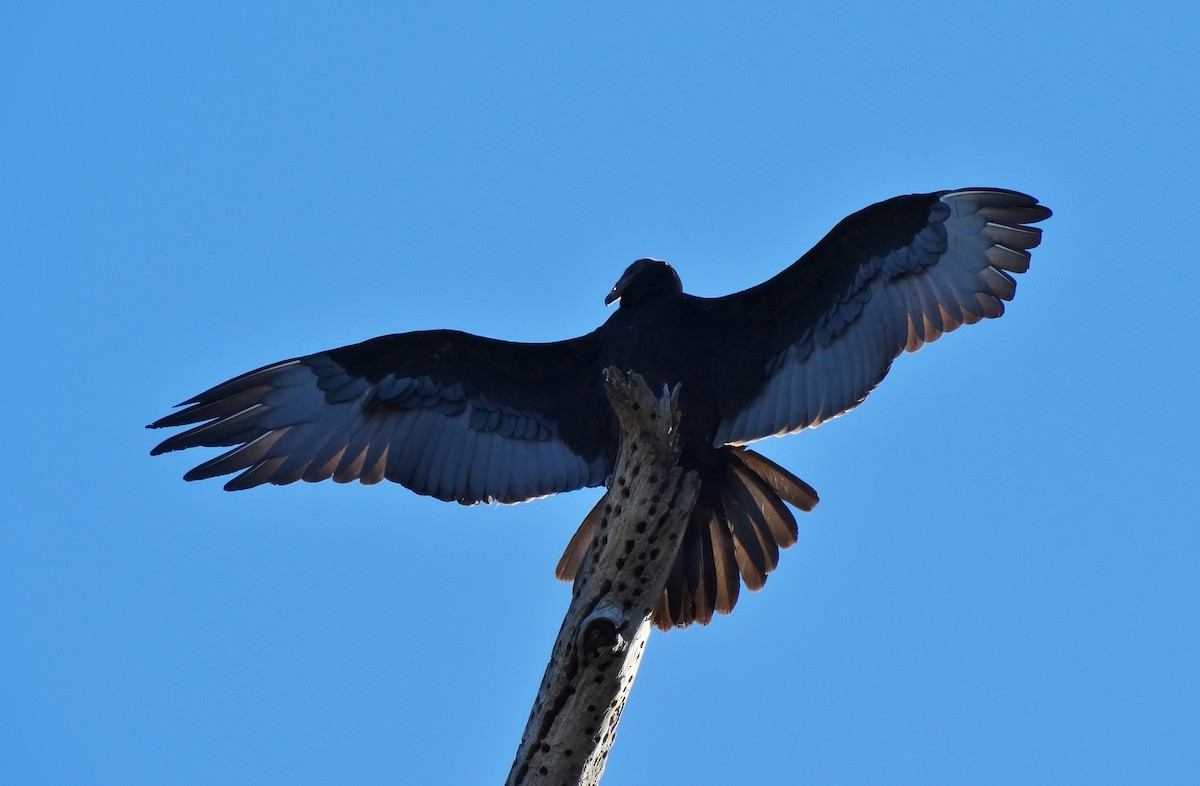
[149,188,1051,629]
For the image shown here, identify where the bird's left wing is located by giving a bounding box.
[149,330,610,504]
[709,188,1052,446]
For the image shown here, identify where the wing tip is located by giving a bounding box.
[944,187,1053,222]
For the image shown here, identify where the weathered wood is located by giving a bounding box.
[505,368,701,786]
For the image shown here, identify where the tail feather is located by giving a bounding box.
[664,544,696,627]
[730,447,819,511]
[720,480,771,591]
[680,518,714,625]
[731,462,799,548]
[705,503,740,616]
[554,494,606,582]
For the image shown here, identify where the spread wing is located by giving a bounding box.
[709,188,1052,445]
[148,330,611,504]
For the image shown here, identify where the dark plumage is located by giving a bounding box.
[149,188,1051,629]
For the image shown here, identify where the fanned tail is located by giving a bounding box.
[556,446,818,630]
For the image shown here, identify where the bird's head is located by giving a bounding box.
[605,258,683,307]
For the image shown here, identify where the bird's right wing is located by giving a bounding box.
[149,330,611,504]
[709,188,1052,446]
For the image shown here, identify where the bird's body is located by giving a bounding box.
[150,188,1051,628]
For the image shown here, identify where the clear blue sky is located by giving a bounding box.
[4,3,1198,784]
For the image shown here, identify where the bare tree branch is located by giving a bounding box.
[506,368,701,786]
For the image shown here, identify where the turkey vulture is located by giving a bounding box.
[149,188,1051,629]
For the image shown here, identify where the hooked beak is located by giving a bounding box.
[605,270,633,306]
